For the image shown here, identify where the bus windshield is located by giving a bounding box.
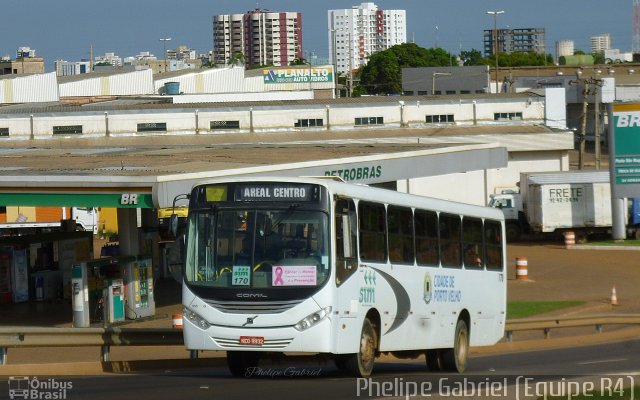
[185,208,330,291]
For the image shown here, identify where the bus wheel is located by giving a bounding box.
[425,349,442,371]
[442,319,469,373]
[345,318,378,377]
[227,351,259,377]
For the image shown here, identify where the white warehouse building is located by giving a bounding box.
[58,69,155,97]
[0,88,570,205]
[0,72,59,103]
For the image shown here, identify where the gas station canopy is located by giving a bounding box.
[0,127,512,209]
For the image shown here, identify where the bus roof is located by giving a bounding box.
[190,176,504,222]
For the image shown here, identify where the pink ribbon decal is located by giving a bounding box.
[274,266,284,285]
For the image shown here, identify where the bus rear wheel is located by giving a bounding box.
[344,318,378,377]
[441,319,469,373]
[227,351,259,377]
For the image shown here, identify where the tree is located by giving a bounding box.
[459,49,486,66]
[357,43,454,95]
[229,52,245,67]
[592,52,605,65]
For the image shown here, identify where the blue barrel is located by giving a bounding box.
[165,82,180,95]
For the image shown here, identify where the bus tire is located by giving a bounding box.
[344,318,378,377]
[425,349,443,372]
[226,351,259,377]
[442,319,469,373]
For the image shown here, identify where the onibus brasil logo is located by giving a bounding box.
[8,376,73,399]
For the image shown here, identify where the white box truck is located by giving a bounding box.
[0,206,98,235]
[489,171,640,241]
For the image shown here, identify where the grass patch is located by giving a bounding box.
[507,300,585,319]
[539,386,638,399]
[583,239,640,247]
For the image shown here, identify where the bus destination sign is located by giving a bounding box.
[235,184,319,202]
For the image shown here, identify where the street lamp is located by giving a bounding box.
[487,10,504,93]
[159,37,172,73]
[432,72,452,95]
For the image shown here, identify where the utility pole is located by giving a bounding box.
[570,69,603,170]
[159,37,172,73]
[487,11,504,94]
[594,81,601,170]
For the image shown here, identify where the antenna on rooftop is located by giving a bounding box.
[634,0,640,53]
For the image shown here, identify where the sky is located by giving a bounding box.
[1,0,633,71]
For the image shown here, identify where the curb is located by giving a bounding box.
[0,357,228,376]
[3,326,640,376]
[572,245,640,251]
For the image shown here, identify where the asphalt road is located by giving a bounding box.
[3,340,638,400]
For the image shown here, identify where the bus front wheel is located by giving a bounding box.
[227,351,259,377]
[441,319,469,373]
[345,318,378,377]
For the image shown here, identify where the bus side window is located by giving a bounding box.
[440,213,462,268]
[462,217,484,268]
[484,220,503,271]
[335,198,358,286]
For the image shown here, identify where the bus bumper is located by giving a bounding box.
[183,317,333,353]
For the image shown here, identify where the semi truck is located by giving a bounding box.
[0,206,98,235]
[489,171,640,242]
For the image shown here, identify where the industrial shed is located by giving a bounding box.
[0,72,59,103]
[58,69,154,97]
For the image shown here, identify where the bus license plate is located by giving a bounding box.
[239,336,264,346]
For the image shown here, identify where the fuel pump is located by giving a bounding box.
[71,263,89,327]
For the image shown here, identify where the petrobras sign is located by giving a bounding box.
[263,66,334,84]
[611,103,640,197]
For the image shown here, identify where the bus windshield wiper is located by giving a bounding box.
[270,203,300,232]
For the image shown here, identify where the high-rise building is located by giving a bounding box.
[328,2,406,74]
[213,9,302,67]
[591,33,612,54]
[95,52,122,67]
[555,40,574,61]
[484,28,546,56]
[54,60,91,76]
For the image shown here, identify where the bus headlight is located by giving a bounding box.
[294,306,332,331]
[184,307,211,330]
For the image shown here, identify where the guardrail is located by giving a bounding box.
[0,327,184,365]
[2,314,640,365]
[504,314,640,342]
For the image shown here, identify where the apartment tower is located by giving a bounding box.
[213,9,302,67]
[328,2,406,74]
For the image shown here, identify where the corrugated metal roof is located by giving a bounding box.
[57,69,149,84]
[0,137,452,177]
[526,171,610,185]
[0,125,564,178]
[0,92,539,115]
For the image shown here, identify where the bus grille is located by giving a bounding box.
[204,299,302,314]
[212,337,294,349]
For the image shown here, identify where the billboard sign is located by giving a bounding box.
[611,103,640,197]
[263,66,334,84]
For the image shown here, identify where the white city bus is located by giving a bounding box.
[182,177,506,377]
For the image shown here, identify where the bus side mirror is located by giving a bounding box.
[169,214,179,238]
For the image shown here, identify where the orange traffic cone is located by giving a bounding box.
[610,286,618,306]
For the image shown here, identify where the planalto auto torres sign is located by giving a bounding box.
[263,66,334,84]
